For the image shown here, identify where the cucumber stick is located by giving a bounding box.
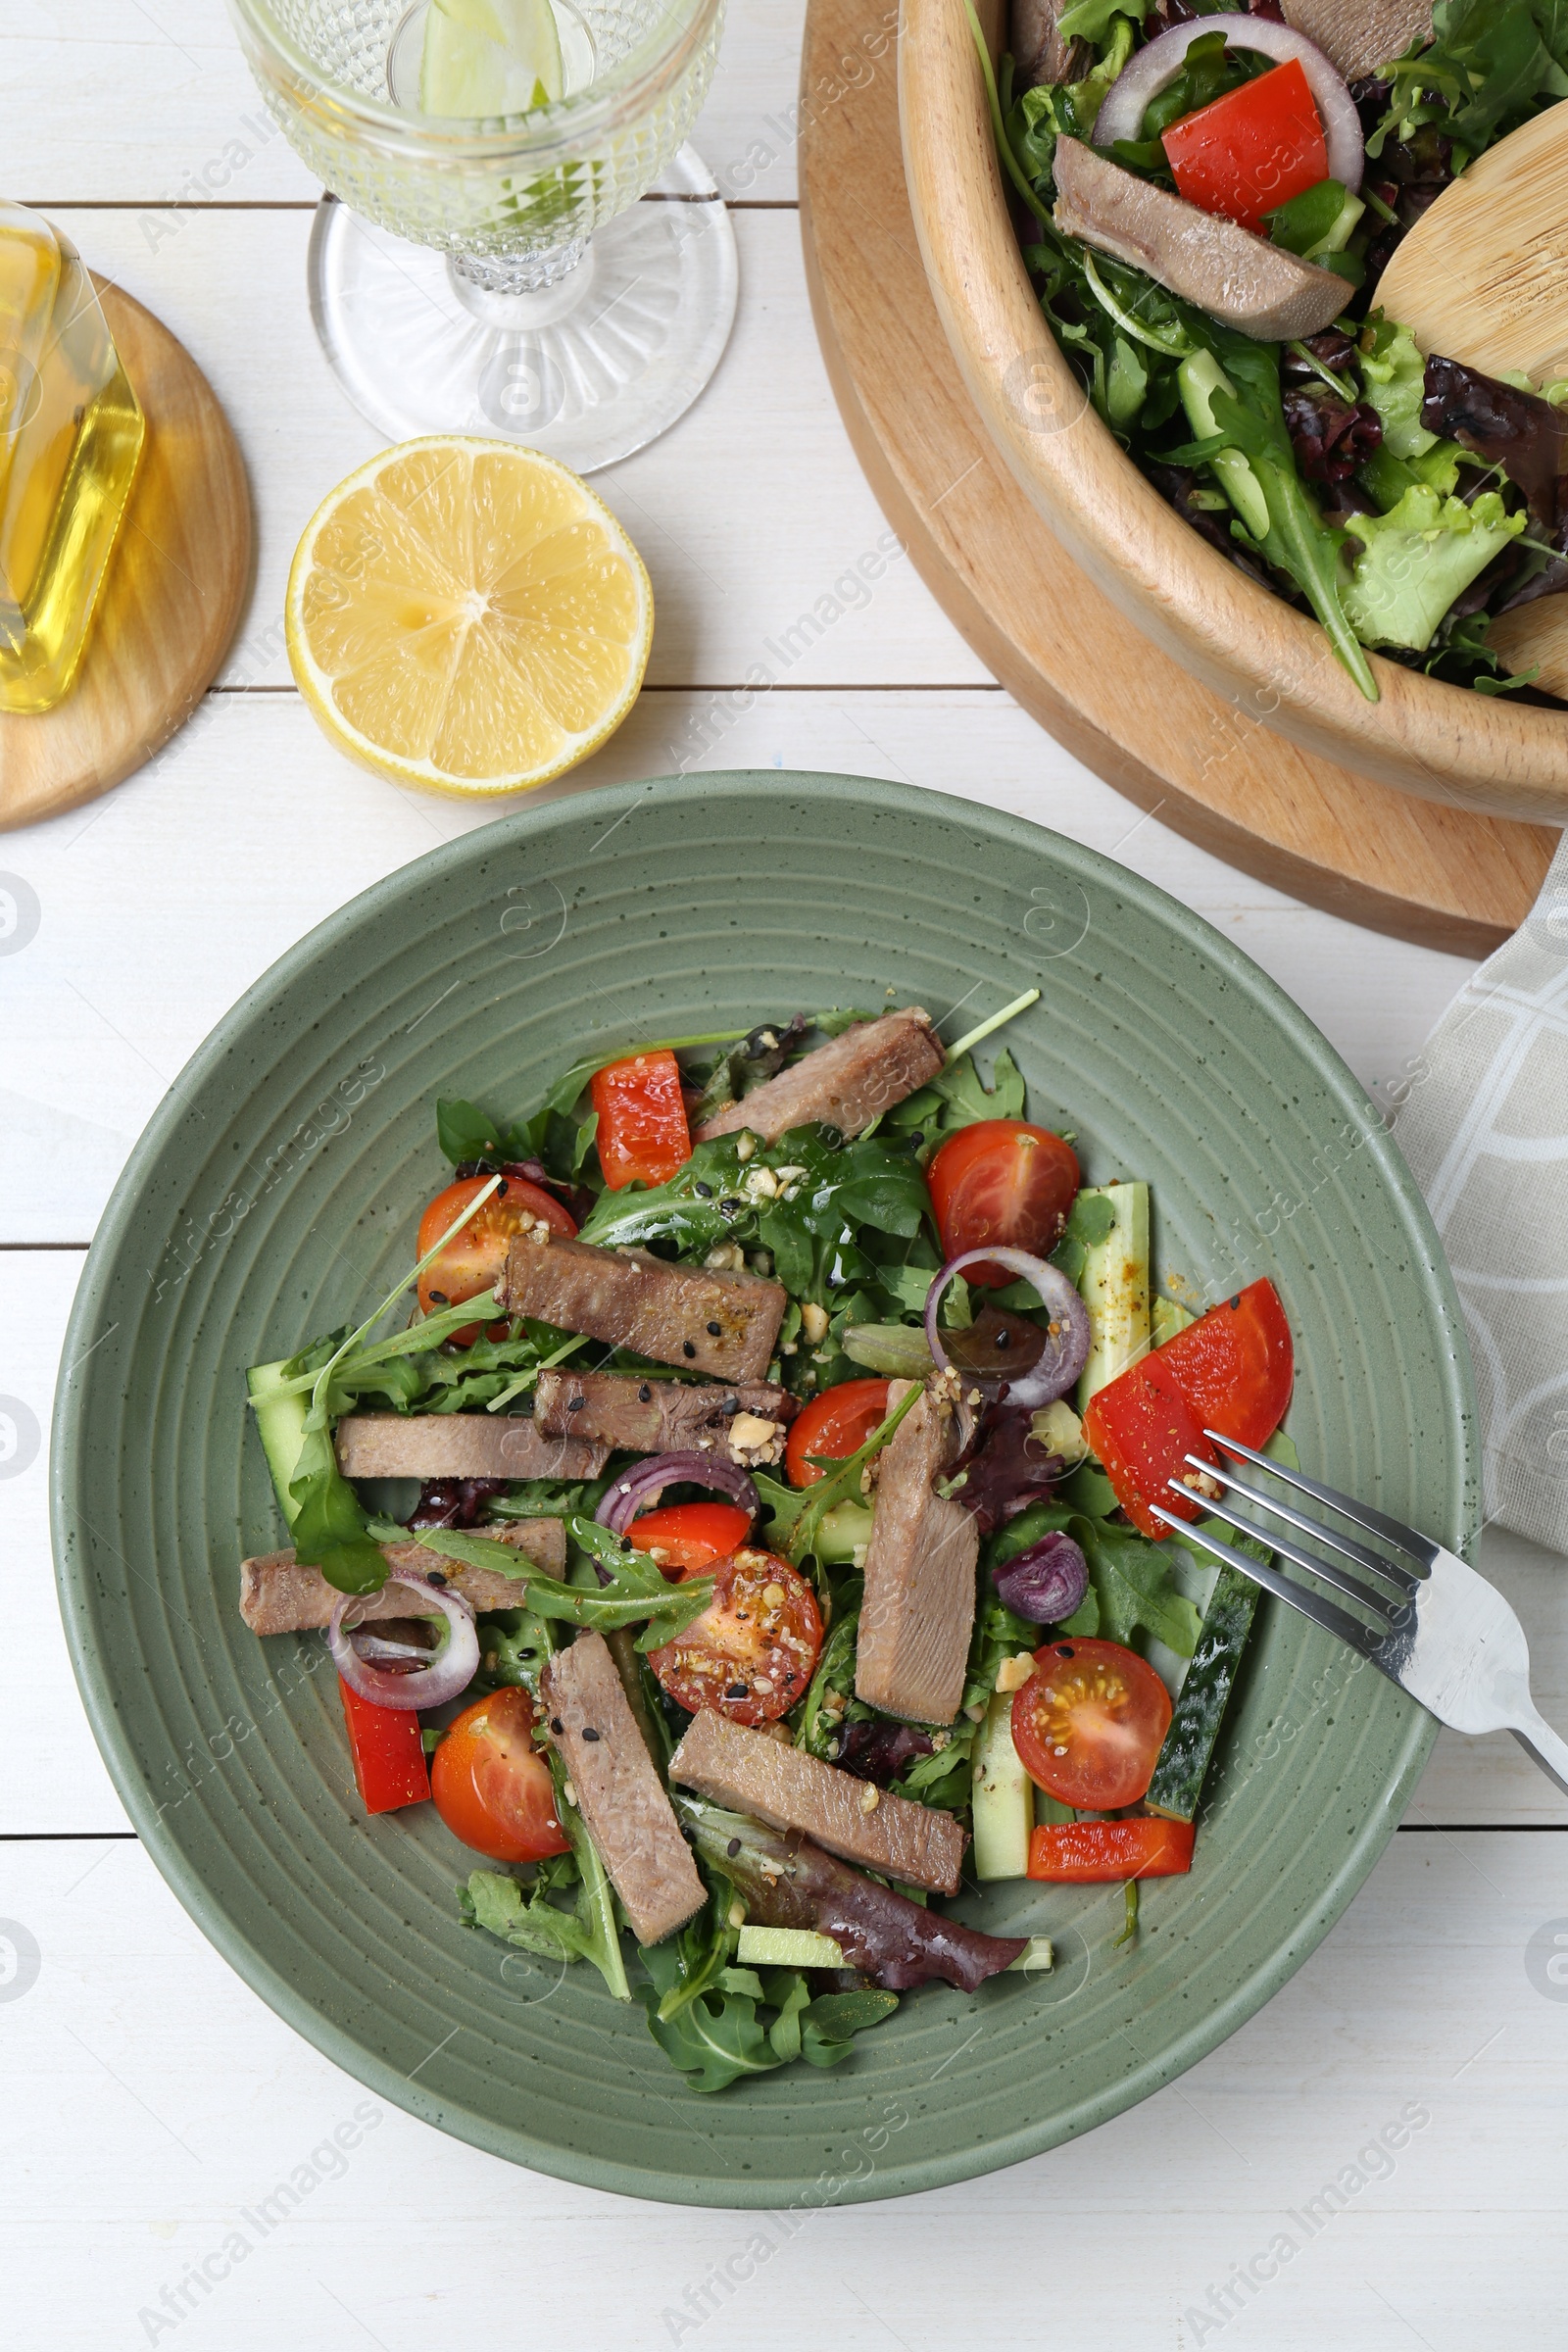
[1145,1434,1298,1822]
[1076,1181,1150,1406]
[246,1357,314,1532]
[972,1690,1034,1881]
[737,1926,846,1969]
[736,1925,1054,1974]
[1177,350,1270,541]
[1144,1563,1257,1822]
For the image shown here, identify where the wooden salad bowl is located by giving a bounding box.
[899,0,1568,822]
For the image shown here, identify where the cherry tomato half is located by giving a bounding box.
[926,1120,1081,1287]
[1011,1636,1173,1811]
[416,1172,576,1341]
[430,1686,569,1864]
[649,1547,823,1725]
[630,1500,755,1578]
[1152,1278,1294,1451]
[784,1378,891,1488]
[591,1050,692,1191]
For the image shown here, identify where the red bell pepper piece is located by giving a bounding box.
[339,1680,431,1814]
[590,1050,692,1191]
[1152,1277,1294,1450]
[1027,1816,1196,1883]
[1084,1353,1219,1540]
[1162,57,1328,235]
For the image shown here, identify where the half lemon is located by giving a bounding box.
[286,435,653,797]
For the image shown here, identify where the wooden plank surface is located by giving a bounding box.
[1,0,1566,2334]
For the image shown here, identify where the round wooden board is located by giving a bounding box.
[797,0,1557,954]
[0,278,251,832]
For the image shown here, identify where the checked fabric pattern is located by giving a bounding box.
[1396,832,1568,1553]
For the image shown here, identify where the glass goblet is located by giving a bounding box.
[226,0,735,469]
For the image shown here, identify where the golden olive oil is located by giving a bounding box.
[0,204,145,714]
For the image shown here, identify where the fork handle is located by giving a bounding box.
[1509,1709,1568,1801]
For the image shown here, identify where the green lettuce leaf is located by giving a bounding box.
[1343,485,1526,650]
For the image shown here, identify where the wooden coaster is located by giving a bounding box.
[797,0,1557,953]
[0,277,251,831]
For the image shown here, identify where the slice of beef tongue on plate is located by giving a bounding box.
[692,1006,943,1145]
[541,1632,707,1946]
[499,1233,787,1384]
[668,1710,966,1894]
[533,1368,794,1455]
[238,1520,564,1636]
[1282,0,1432,84]
[854,1378,979,1728]
[334,1412,607,1483]
[1053,139,1349,340]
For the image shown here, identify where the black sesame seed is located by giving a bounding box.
[724,1683,749,1699]
[721,1395,738,1414]
[428,1289,449,1305]
[1230,1295,1242,1310]
[720,1198,740,1216]
[909,1131,924,1146]
[706,1319,721,1336]
[683,1341,698,1358]
[550,1716,564,1734]
[694,1181,713,1199]
[638,1383,652,1402]
[566,1395,585,1411]
[426,1570,448,1586]
[726,1837,742,1858]
[581,1727,601,1742]
[495,1179,508,1197]
[994,1328,1011,1348]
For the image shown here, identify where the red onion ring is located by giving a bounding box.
[596,1450,760,1540]
[328,1569,478,1710]
[924,1249,1091,1409]
[1094,17,1363,194]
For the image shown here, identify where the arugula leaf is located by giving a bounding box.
[637,1943,785,2092]
[373,1517,714,1647]
[648,1893,739,2025]
[462,1867,601,1969]
[436,1096,531,1166]
[803,1986,900,2044]
[1376,0,1568,161]
[795,1608,861,1759]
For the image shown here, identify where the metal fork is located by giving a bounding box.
[1150,1433,1568,1798]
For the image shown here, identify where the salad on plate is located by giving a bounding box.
[241,1000,1296,2093]
[982,0,1568,701]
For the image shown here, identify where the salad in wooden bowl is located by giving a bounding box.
[901,0,1568,817]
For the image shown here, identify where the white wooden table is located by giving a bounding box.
[5,6,1568,2343]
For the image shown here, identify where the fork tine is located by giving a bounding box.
[1170,1478,1403,1625]
[1149,1506,1387,1664]
[1202,1430,1435,1571]
[1183,1453,1423,1597]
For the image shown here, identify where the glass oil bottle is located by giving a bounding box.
[0,203,145,714]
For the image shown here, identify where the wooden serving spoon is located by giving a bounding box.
[1377,101,1568,701]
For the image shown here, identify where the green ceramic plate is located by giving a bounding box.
[52,772,1477,2206]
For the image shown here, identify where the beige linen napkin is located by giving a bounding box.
[1395,835,1568,1550]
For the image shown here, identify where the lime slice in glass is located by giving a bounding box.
[420,0,564,115]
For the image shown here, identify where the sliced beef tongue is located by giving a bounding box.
[1053,139,1348,341]
[668,1710,966,1895]
[1281,0,1432,84]
[334,1412,607,1484]
[498,1233,788,1384]
[692,1006,943,1145]
[238,1520,565,1636]
[541,1632,707,1946]
[534,1368,794,1458]
[854,1378,979,1728]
